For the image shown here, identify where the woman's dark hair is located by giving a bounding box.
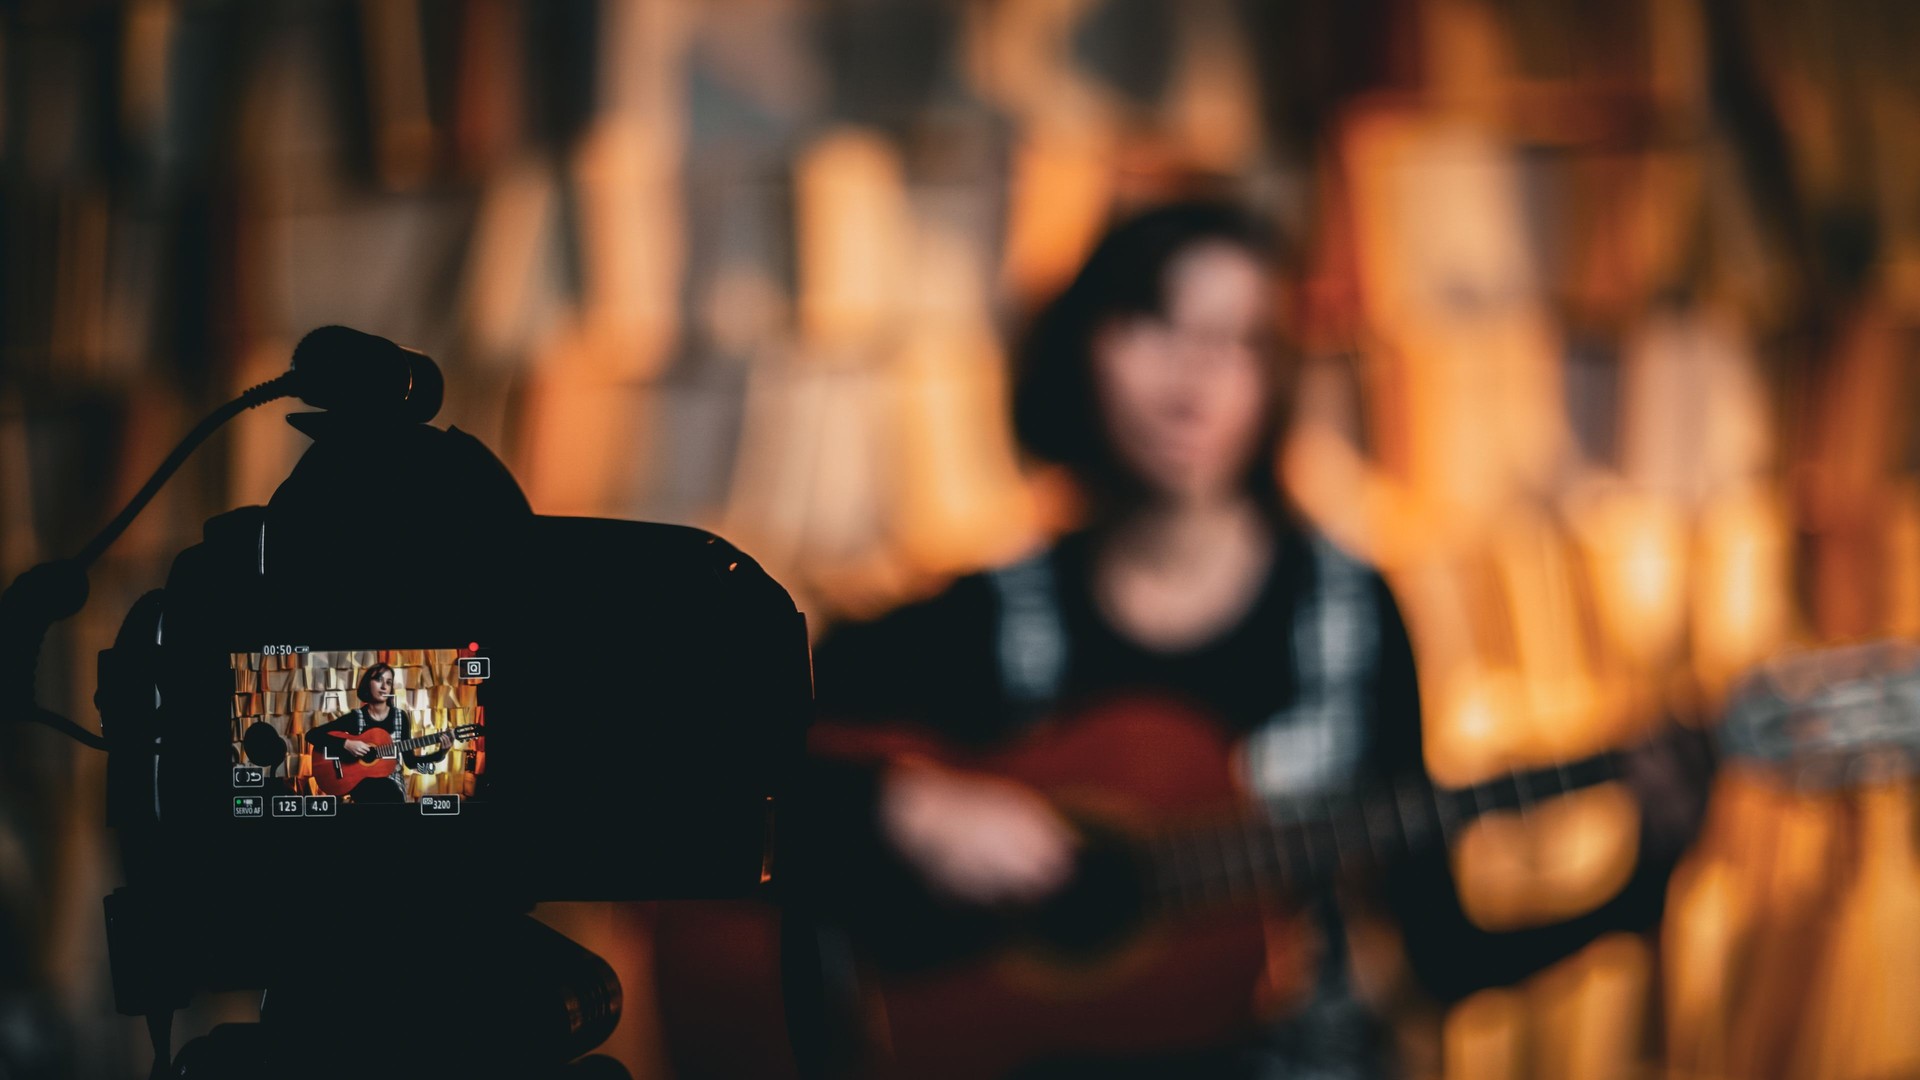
[1011,200,1294,514]
[356,662,396,706]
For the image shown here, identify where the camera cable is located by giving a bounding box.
[0,373,298,751]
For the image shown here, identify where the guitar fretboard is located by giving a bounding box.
[1143,751,1624,911]
[327,729,467,758]
[383,731,454,754]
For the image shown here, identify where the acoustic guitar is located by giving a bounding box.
[308,722,484,796]
[654,694,1661,1080]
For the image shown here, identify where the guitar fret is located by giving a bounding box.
[1151,835,1175,906]
[1160,834,1188,907]
[1209,829,1234,901]
[1170,834,1197,911]
[1255,820,1283,896]
[1360,793,1388,865]
[1240,821,1262,896]
[1430,784,1457,847]
[1164,835,1188,910]
[1325,794,1352,873]
[1512,764,1535,824]
[1183,837,1206,909]
[1237,820,1265,901]
[1347,794,1373,868]
[1143,743,1622,919]
[1147,834,1181,910]
[1309,815,1334,884]
[1390,780,1420,857]
[1173,835,1196,910]
[1359,795,1382,862]
[1467,775,1489,824]
[1262,817,1290,892]
[1185,834,1216,906]
[1336,791,1367,876]
[1212,822,1238,898]
[1182,826,1213,903]
[1281,800,1315,882]
[1392,777,1420,851]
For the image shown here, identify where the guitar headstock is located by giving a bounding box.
[1720,639,1920,789]
[453,724,485,741]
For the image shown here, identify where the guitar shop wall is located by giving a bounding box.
[229,650,486,801]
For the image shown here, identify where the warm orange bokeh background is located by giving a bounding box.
[5,1,1920,1077]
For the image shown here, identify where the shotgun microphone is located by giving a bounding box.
[289,325,444,424]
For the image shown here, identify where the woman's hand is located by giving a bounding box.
[341,738,373,758]
[878,758,1078,907]
[436,731,454,750]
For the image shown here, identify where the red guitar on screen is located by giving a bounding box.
[309,723,484,796]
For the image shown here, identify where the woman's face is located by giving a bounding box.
[1090,241,1275,506]
[368,668,394,704]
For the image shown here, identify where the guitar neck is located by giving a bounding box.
[378,731,453,756]
[1144,750,1624,911]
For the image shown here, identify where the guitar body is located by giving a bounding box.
[310,726,397,796]
[308,722,481,797]
[655,696,1313,1080]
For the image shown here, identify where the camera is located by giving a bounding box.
[24,328,822,1078]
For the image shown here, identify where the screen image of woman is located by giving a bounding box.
[304,662,451,803]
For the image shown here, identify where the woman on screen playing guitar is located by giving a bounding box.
[306,662,450,803]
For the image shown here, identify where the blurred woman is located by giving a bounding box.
[801,201,1688,1078]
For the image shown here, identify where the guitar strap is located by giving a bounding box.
[1242,531,1378,802]
[987,551,1068,712]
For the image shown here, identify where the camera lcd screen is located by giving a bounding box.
[228,646,488,813]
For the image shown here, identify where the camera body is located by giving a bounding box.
[99,415,812,999]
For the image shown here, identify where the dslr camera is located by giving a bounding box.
[8,329,815,1078]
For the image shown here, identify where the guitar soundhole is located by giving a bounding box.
[1027,826,1146,961]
